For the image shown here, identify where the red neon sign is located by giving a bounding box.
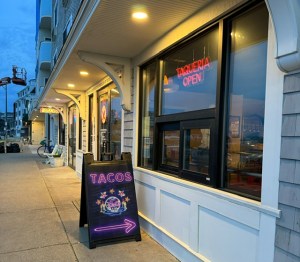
[176,57,211,87]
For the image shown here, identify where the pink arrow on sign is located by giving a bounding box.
[94,219,136,234]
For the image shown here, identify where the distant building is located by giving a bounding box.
[13,79,38,139]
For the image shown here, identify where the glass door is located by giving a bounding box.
[99,93,109,159]
[68,106,76,169]
[98,86,122,161]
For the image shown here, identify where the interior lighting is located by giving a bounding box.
[80,71,89,76]
[55,98,61,101]
[68,83,75,88]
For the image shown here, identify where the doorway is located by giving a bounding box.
[98,85,122,160]
[68,106,76,169]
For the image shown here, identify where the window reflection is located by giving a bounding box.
[162,130,180,167]
[161,28,218,115]
[110,88,122,160]
[225,5,268,198]
[183,128,210,175]
[141,63,156,168]
[99,94,109,159]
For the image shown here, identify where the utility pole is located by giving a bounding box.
[0,79,10,153]
[5,83,7,153]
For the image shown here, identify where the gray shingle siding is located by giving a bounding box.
[275,226,292,251]
[275,248,300,262]
[289,231,300,257]
[295,115,300,136]
[278,182,300,209]
[281,137,300,160]
[295,162,300,185]
[283,93,300,114]
[279,159,296,183]
[295,209,300,233]
[277,204,296,230]
[275,73,300,261]
[283,74,300,93]
[282,115,297,136]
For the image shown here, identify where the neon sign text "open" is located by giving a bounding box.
[176,57,210,87]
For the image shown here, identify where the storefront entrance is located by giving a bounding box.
[98,84,122,161]
[68,106,76,169]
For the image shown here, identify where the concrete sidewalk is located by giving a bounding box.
[0,146,179,262]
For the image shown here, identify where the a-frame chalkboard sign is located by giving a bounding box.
[79,153,141,249]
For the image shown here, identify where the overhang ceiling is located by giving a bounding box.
[41,0,212,106]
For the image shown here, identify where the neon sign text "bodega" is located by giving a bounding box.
[176,57,210,87]
[90,172,133,184]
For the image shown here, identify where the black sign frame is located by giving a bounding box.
[79,153,141,249]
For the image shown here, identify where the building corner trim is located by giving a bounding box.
[266,0,300,72]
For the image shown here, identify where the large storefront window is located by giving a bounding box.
[140,62,156,168]
[139,2,268,199]
[225,5,268,198]
[162,28,218,115]
[157,26,219,184]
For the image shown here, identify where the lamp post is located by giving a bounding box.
[5,82,7,153]
[0,79,9,153]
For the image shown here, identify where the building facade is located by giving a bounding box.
[14,79,37,139]
[34,0,300,261]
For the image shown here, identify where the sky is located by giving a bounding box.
[0,1,36,113]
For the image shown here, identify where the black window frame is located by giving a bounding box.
[88,94,93,152]
[180,119,217,185]
[138,0,267,200]
[79,116,83,150]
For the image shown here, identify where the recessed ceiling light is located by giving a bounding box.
[68,83,75,88]
[55,98,61,101]
[132,11,148,20]
[80,71,89,76]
